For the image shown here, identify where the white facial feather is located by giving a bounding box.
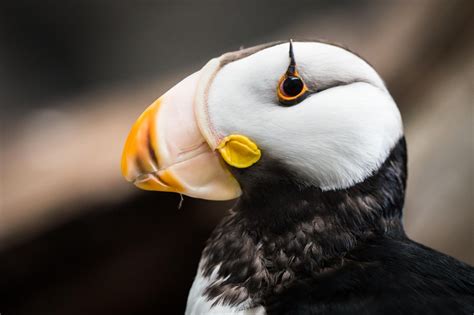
[196,42,403,190]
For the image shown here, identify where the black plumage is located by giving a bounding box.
[266,238,474,314]
[200,137,474,314]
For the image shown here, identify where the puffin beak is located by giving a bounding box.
[121,72,241,200]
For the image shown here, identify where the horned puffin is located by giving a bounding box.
[121,41,474,314]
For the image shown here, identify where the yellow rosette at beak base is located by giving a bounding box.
[217,135,261,168]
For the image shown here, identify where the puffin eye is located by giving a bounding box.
[277,40,309,106]
[277,72,309,106]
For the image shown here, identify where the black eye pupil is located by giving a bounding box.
[282,76,304,97]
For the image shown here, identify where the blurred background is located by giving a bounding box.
[0,0,472,314]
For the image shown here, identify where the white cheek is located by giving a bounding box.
[202,42,402,190]
[210,82,402,190]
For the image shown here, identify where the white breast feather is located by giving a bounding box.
[186,261,266,315]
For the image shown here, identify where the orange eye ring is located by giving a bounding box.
[277,70,309,106]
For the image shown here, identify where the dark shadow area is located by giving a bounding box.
[1,192,231,314]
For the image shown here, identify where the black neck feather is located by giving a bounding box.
[201,137,407,306]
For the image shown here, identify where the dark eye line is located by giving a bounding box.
[278,78,378,107]
[312,79,375,93]
[277,40,309,106]
[287,39,297,76]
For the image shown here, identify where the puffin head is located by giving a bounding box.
[121,41,403,201]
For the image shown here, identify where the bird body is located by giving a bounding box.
[186,138,474,314]
[121,41,474,314]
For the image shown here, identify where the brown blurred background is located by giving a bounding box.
[0,0,473,314]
